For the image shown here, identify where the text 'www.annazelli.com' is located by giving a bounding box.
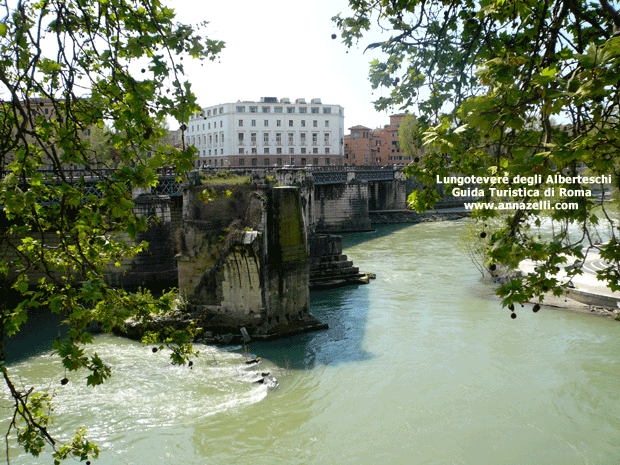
[463,201,580,211]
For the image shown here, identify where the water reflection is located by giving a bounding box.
[246,284,373,369]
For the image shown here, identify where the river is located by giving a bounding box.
[2,220,620,464]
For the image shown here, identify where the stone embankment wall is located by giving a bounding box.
[176,183,326,339]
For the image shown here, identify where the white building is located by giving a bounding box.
[186,97,345,168]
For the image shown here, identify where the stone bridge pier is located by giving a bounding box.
[275,167,408,233]
[176,183,326,339]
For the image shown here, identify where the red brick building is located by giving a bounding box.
[344,114,415,166]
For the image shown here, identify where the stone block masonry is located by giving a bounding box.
[175,183,326,339]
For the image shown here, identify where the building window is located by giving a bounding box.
[207,110,211,116]
[276,148,282,154]
[252,148,257,154]
[301,120,306,127]
[262,107,270,113]
[238,133,244,144]
[251,132,257,143]
[264,148,270,154]
[250,106,257,113]
[264,120,269,127]
[220,121,223,127]
[239,120,243,127]
[287,107,295,114]
[263,132,269,144]
[312,133,318,145]
[252,158,257,166]
[219,107,223,114]
[277,158,282,165]
[276,133,282,145]
[325,120,330,127]
[313,148,318,154]
[251,119,256,127]
[289,148,294,155]
[301,148,306,154]
[288,133,294,145]
[239,158,245,166]
[208,123,211,129]
[325,148,330,154]
[323,107,332,114]
[275,107,283,113]
[301,157,307,165]
[236,106,245,113]
[239,148,245,154]
[277,120,282,127]
[325,158,330,164]
[264,157,270,165]
[313,120,318,127]
[300,133,306,145]
[289,120,293,127]
[313,158,319,165]
[324,133,330,145]
[311,107,319,114]
[299,107,307,114]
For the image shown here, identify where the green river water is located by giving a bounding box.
[2,220,620,464]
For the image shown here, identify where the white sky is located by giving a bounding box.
[170,0,394,131]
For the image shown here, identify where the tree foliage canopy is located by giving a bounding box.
[336,0,620,310]
[0,0,223,461]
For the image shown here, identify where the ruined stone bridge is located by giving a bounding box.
[2,166,453,340]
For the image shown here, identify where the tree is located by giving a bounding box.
[0,0,223,461]
[335,0,620,313]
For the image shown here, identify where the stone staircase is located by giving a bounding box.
[308,235,370,290]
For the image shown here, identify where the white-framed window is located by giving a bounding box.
[299,107,307,114]
[251,120,256,127]
[262,107,270,113]
[275,107,283,113]
[287,107,295,114]
[236,106,245,113]
[239,120,244,127]
[323,107,332,114]
[311,107,319,114]
[301,120,306,127]
[250,106,257,113]
[263,132,269,144]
